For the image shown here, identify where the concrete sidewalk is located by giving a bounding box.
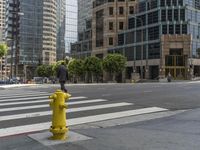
[1,108,200,150]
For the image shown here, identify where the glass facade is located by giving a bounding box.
[65,0,77,53]
[56,0,66,60]
[117,0,200,61]
[19,0,43,64]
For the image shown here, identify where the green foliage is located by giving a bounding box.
[0,43,8,58]
[102,54,126,74]
[36,65,54,77]
[84,56,102,75]
[68,59,84,77]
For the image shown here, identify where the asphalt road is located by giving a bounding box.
[1,82,200,150]
[28,82,200,110]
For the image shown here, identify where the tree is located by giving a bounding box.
[84,56,102,82]
[68,59,84,82]
[0,43,8,80]
[36,64,54,77]
[0,43,8,58]
[102,54,126,81]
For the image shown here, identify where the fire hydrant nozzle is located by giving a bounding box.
[49,90,71,140]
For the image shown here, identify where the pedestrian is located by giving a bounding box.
[167,72,172,82]
[57,62,68,93]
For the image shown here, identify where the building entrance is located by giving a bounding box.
[165,49,187,79]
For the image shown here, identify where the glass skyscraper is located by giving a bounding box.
[5,0,65,79]
[65,0,77,53]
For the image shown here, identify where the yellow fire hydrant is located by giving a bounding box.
[49,90,71,140]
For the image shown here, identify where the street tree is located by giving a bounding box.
[36,65,47,77]
[0,43,8,80]
[102,54,126,81]
[68,59,84,83]
[84,56,102,82]
[0,43,8,58]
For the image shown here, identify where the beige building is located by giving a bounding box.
[92,0,137,58]
[0,0,5,41]
[42,0,57,65]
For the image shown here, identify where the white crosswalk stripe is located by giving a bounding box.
[0,91,168,138]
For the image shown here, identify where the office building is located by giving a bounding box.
[0,0,5,79]
[65,0,77,53]
[0,0,5,41]
[57,0,66,60]
[5,0,65,79]
[73,0,200,81]
[71,0,93,58]
[112,0,200,80]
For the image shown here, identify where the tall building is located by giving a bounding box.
[112,0,200,80]
[0,0,5,80]
[5,0,65,79]
[56,0,66,60]
[65,0,77,53]
[71,0,93,58]
[78,0,92,34]
[72,0,200,81]
[0,0,5,41]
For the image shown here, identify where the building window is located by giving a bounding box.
[109,7,113,15]
[175,24,180,34]
[182,24,187,34]
[128,18,135,29]
[169,25,174,34]
[160,0,165,6]
[148,43,160,59]
[168,9,172,21]
[172,0,177,6]
[148,11,158,24]
[118,34,124,45]
[138,2,146,13]
[136,46,141,60]
[148,26,159,40]
[136,30,142,42]
[162,25,167,34]
[125,47,134,61]
[166,0,171,6]
[119,7,124,15]
[178,0,183,6]
[109,37,113,45]
[174,9,178,21]
[129,6,134,14]
[161,10,166,21]
[180,9,185,21]
[109,22,113,30]
[126,31,134,44]
[119,22,124,30]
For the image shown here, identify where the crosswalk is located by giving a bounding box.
[0,91,168,137]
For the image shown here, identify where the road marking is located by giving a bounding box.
[0,93,51,99]
[0,92,48,98]
[0,102,133,121]
[0,96,87,103]
[0,96,87,106]
[0,107,168,137]
[0,99,107,112]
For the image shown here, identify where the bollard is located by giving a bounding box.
[49,90,71,140]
